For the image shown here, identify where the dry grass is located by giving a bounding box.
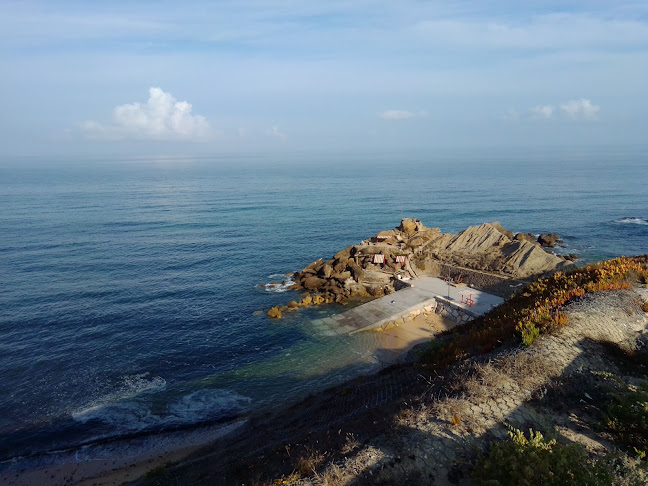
[340,433,359,455]
[295,449,326,477]
[429,351,561,431]
[313,464,351,486]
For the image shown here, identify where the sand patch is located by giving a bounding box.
[373,312,457,364]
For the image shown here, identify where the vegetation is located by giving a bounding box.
[419,256,648,367]
[600,379,648,457]
[473,426,644,486]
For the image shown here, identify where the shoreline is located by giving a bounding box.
[1,312,456,486]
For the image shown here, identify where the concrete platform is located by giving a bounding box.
[310,277,504,335]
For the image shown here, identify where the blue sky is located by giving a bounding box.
[1,1,647,156]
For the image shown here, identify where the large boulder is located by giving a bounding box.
[303,276,327,290]
[305,258,323,270]
[333,246,356,261]
[319,262,333,279]
[399,218,420,235]
[347,261,365,282]
[333,271,352,282]
[514,232,537,244]
[538,233,560,248]
[267,306,282,319]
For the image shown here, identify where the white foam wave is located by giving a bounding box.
[71,373,166,424]
[72,382,251,433]
[261,273,295,293]
[615,217,648,225]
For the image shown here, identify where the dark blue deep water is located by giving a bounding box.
[0,149,647,464]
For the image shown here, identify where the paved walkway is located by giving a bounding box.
[309,277,504,336]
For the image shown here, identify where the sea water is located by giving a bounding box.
[0,148,647,465]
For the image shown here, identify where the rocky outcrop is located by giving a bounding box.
[538,233,560,247]
[283,219,571,311]
[514,232,537,244]
[421,222,571,279]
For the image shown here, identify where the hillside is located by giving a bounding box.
[138,257,648,486]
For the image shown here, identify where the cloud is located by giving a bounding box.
[512,99,600,121]
[379,110,426,120]
[559,98,600,120]
[531,105,554,119]
[267,125,286,140]
[82,87,210,141]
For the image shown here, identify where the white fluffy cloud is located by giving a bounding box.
[379,110,426,120]
[82,87,210,141]
[559,98,600,120]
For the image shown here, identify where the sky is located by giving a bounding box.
[1,0,647,157]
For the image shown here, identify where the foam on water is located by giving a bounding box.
[615,217,648,225]
[260,273,296,293]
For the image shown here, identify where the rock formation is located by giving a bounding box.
[284,219,572,307]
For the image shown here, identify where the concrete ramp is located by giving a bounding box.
[309,277,504,336]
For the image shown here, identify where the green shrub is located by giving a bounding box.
[473,426,615,486]
[519,321,540,346]
[602,383,648,456]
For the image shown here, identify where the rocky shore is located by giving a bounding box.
[269,219,572,318]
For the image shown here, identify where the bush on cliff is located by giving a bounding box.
[473,426,630,486]
[419,256,648,367]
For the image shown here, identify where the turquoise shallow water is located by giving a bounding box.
[0,149,647,463]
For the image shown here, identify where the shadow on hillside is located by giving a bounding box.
[134,299,647,486]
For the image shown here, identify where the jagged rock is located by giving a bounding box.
[501,241,571,278]
[333,260,347,273]
[538,233,560,247]
[305,258,323,270]
[399,218,420,235]
[288,219,570,303]
[559,253,579,261]
[514,232,537,244]
[319,263,333,279]
[299,294,312,306]
[267,306,282,319]
[445,223,510,252]
[333,271,351,281]
[303,276,327,290]
[333,246,355,261]
[348,261,365,282]
[488,222,514,240]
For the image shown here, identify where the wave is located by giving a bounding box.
[71,373,167,426]
[72,376,251,435]
[259,273,295,293]
[614,217,648,225]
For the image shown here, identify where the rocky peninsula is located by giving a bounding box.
[269,219,572,318]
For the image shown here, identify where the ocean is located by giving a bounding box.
[0,148,647,468]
